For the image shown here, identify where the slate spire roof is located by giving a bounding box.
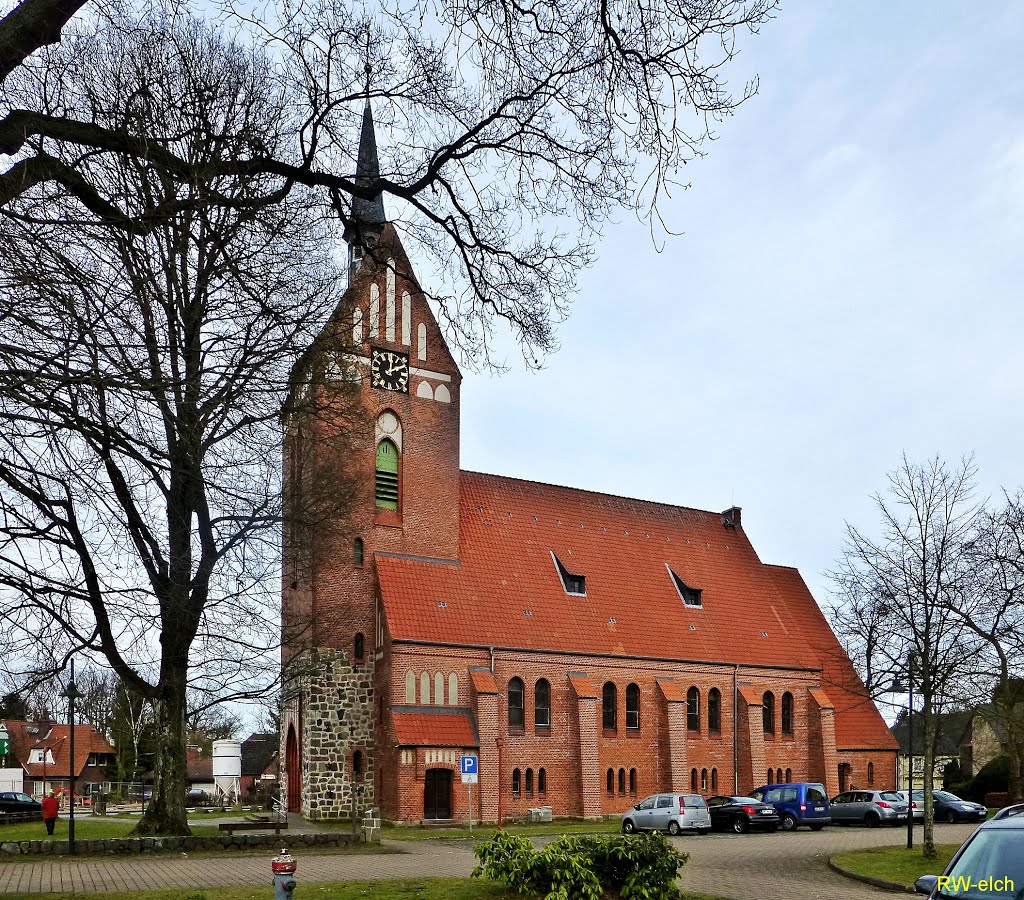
[347,100,387,240]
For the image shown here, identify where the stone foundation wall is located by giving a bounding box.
[0,831,357,856]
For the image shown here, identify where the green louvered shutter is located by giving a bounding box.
[375,439,399,510]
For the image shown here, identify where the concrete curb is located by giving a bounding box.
[827,857,916,894]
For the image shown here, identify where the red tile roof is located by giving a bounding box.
[468,670,498,694]
[567,675,598,699]
[657,681,688,703]
[2,720,116,778]
[376,472,895,752]
[392,708,478,747]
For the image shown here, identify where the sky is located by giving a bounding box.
[455,1,1024,606]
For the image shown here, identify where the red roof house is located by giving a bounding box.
[1,719,115,797]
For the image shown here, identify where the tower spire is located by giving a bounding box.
[345,62,386,276]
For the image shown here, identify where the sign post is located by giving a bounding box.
[460,754,478,834]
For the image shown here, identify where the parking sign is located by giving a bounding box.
[460,754,478,783]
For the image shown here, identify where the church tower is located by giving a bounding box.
[281,99,463,820]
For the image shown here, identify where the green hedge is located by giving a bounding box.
[473,831,688,900]
[950,755,1009,804]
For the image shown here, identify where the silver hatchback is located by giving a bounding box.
[622,793,712,835]
[830,790,910,827]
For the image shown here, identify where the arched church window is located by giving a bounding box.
[375,439,399,510]
[354,537,364,566]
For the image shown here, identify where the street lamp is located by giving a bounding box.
[891,651,918,851]
[63,660,81,855]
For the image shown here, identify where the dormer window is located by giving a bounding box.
[667,566,702,607]
[552,552,586,596]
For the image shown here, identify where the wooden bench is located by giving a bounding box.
[218,816,287,834]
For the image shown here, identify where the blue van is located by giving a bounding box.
[750,782,830,831]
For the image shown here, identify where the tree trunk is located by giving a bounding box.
[131,665,191,836]
[922,702,937,860]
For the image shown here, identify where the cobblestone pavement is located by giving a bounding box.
[0,821,979,897]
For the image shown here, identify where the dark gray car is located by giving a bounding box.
[830,790,909,827]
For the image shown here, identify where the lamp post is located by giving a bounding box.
[892,651,917,851]
[63,660,81,855]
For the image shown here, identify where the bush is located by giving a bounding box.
[473,831,689,900]
[952,756,1009,804]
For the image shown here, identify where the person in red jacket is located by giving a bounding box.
[41,790,59,836]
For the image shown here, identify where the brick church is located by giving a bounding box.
[280,103,898,824]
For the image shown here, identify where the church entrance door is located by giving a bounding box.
[286,725,301,813]
[424,768,452,819]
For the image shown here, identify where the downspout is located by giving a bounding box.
[733,664,740,794]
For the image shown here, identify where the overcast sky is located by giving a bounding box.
[456,1,1024,606]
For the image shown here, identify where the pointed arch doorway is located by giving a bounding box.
[286,725,301,813]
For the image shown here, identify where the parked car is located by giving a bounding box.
[0,791,43,814]
[750,782,830,831]
[896,790,924,822]
[911,789,987,824]
[914,803,1024,898]
[621,793,711,835]
[706,795,780,834]
[830,790,909,827]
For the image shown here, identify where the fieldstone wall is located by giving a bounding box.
[0,831,357,856]
[289,648,375,821]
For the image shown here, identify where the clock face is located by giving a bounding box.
[370,348,410,393]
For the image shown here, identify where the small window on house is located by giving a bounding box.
[626,683,640,730]
[763,691,775,734]
[602,682,617,730]
[375,439,399,510]
[353,750,363,776]
[405,670,416,703]
[629,768,637,794]
[538,768,547,794]
[711,768,718,790]
[508,677,525,729]
[448,673,458,706]
[535,679,551,728]
[701,768,708,792]
[668,566,702,606]
[354,632,364,661]
[767,767,774,784]
[867,762,874,785]
[690,768,698,791]
[776,767,783,783]
[781,691,794,735]
[618,768,625,794]
[525,768,534,795]
[420,671,430,704]
[552,552,586,595]
[708,688,721,733]
[785,768,792,782]
[512,768,521,794]
[354,537,364,566]
[687,687,700,732]
[606,768,615,793]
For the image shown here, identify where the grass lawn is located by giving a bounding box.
[0,819,222,842]
[832,844,961,888]
[0,877,728,900]
[375,818,622,841]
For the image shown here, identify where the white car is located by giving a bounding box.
[622,793,712,835]
[896,790,924,822]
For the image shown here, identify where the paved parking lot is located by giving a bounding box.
[0,821,980,897]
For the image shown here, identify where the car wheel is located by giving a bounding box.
[865,812,880,828]
[732,816,748,834]
[946,810,957,824]
[810,824,825,831]
[780,813,798,832]
[622,819,636,834]
[668,821,681,836]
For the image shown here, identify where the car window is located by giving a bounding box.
[935,791,960,801]
[656,796,673,809]
[805,786,826,801]
[832,793,851,804]
[781,788,798,802]
[939,829,1024,898]
[636,796,656,810]
[16,793,34,802]
[880,792,902,802]
[706,796,726,807]
[750,789,764,801]
[681,795,706,808]
[764,789,783,803]
[858,792,874,802]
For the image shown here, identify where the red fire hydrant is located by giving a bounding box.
[272,848,297,900]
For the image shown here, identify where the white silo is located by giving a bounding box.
[212,739,242,804]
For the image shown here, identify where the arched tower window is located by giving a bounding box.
[867,762,875,785]
[448,673,458,705]
[405,670,416,703]
[606,768,615,793]
[626,683,640,730]
[420,671,430,704]
[708,687,721,732]
[535,679,551,727]
[781,692,794,734]
[602,682,617,730]
[763,691,775,734]
[508,677,525,729]
[526,768,534,795]
[512,768,521,794]
[354,537,364,566]
[375,438,399,510]
[353,750,363,776]
[538,768,547,794]
[353,633,364,661]
[687,687,700,732]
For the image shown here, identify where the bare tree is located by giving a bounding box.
[0,9,359,834]
[3,0,777,363]
[830,455,983,858]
